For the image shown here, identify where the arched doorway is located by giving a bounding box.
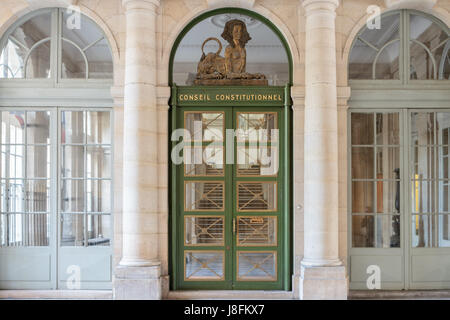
[0,8,114,289]
[348,9,450,289]
[168,8,293,290]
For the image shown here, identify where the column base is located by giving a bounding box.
[299,265,348,300]
[113,264,162,300]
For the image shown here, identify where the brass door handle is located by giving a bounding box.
[233,218,236,235]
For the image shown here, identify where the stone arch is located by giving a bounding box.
[161,4,301,86]
[342,5,450,84]
[0,1,121,83]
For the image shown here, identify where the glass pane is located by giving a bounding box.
[1,180,24,212]
[185,112,224,142]
[61,146,84,178]
[87,214,111,246]
[61,179,85,213]
[61,40,86,79]
[411,113,435,145]
[440,215,450,246]
[0,213,49,247]
[184,216,224,246]
[1,145,25,179]
[351,113,374,145]
[440,148,449,180]
[237,182,277,211]
[185,251,224,280]
[87,112,111,144]
[237,146,278,176]
[85,38,113,79]
[375,40,400,80]
[25,180,50,213]
[411,179,436,213]
[412,147,436,179]
[86,146,111,179]
[173,13,289,86]
[410,14,448,80]
[351,147,374,179]
[352,181,374,213]
[237,251,276,281]
[377,180,400,214]
[0,11,52,79]
[237,113,278,142]
[376,113,400,145]
[61,213,85,246]
[376,147,400,180]
[61,111,84,144]
[0,39,25,78]
[26,146,50,178]
[412,214,437,247]
[349,13,400,79]
[185,182,224,211]
[352,215,375,247]
[376,215,400,248]
[26,111,50,144]
[62,9,113,79]
[25,41,51,78]
[441,183,449,213]
[86,179,111,213]
[237,216,277,246]
[184,146,224,176]
[1,111,25,144]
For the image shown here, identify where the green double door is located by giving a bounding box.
[173,106,287,290]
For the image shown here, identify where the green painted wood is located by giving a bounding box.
[170,89,291,290]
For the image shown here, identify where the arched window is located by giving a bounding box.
[0,8,114,290]
[349,10,449,81]
[171,12,290,86]
[0,8,113,80]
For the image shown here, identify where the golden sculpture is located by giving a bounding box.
[194,19,267,85]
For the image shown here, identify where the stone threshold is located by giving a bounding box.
[0,290,113,300]
[167,290,294,300]
[349,290,450,300]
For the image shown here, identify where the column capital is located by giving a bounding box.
[302,0,339,13]
[122,0,160,11]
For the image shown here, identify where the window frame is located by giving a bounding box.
[0,8,114,86]
[348,9,450,89]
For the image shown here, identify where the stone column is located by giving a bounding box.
[300,0,347,300]
[113,0,162,300]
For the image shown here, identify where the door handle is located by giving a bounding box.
[233,217,236,235]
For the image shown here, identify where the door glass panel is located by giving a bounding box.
[352,215,375,247]
[61,213,85,246]
[237,251,276,281]
[26,111,50,144]
[1,111,25,144]
[61,179,85,213]
[0,213,49,247]
[61,111,84,144]
[352,147,374,179]
[237,216,277,246]
[185,251,224,280]
[86,179,111,213]
[376,215,401,248]
[237,113,277,142]
[352,181,374,213]
[86,214,111,246]
[87,112,111,144]
[25,180,50,213]
[184,146,224,176]
[184,216,224,246]
[185,182,224,211]
[185,112,224,142]
[26,146,50,178]
[376,147,400,180]
[352,113,374,145]
[237,182,277,211]
[237,146,278,176]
